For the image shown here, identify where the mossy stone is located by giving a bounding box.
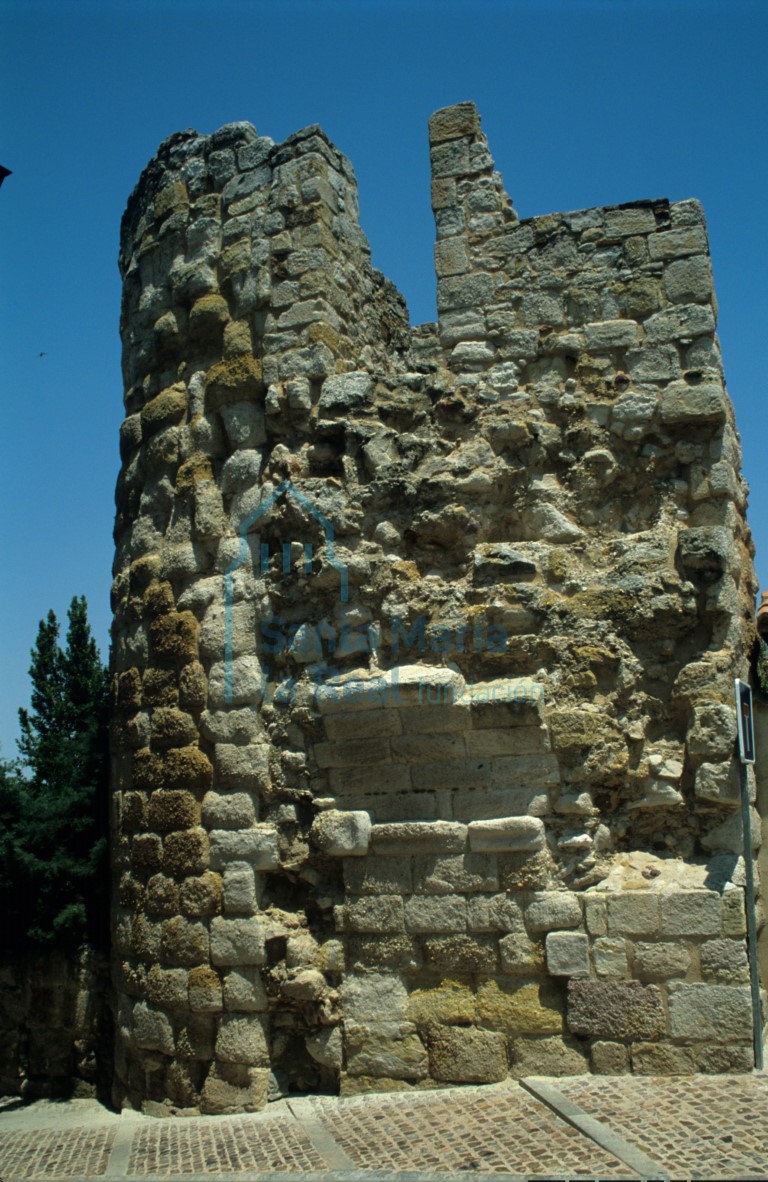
[205,356,263,410]
[141,383,187,433]
[150,611,200,665]
[142,668,179,708]
[406,980,475,1026]
[179,662,207,710]
[163,828,210,878]
[151,708,197,748]
[179,872,223,918]
[116,667,142,713]
[146,873,181,916]
[162,746,213,794]
[475,979,564,1035]
[148,790,201,834]
[176,454,214,492]
[131,832,164,876]
[143,581,175,618]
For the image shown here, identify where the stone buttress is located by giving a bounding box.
[111,103,762,1113]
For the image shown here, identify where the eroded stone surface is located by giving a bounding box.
[111,100,759,1111]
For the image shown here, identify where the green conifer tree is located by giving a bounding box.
[9,597,110,948]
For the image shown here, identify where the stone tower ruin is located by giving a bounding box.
[111,101,762,1113]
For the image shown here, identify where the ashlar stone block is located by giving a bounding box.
[427,1025,507,1084]
[476,979,564,1035]
[659,890,722,937]
[414,853,499,895]
[201,791,256,831]
[345,896,405,934]
[223,967,268,1012]
[468,816,545,853]
[345,1022,428,1080]
[567,980,665,1041]
[592,937,629,978]
[215,1014,269,1065]
[344,854,412,896]
[132,1002,174,1055]
[525,891,583,932]
[606,892,660,937]
[404,895,466,934]
[668,983,753,1043]
[633,942,691,981]
[208,826,278,870]
[546,931,590,977]
[311,809,371,856]
[499,933,545,975]
[210,916,266,967]
[371,821,467,856]
[222,862,260,914]
[340,973,408,1023]
[591,1040,630,1074]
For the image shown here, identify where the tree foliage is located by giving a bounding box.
[3,598,110,949]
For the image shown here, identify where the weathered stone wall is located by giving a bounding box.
[111,102,762,1113]
[0,948,112,1100]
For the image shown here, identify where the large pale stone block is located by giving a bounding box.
[222,862,260,914]
[509,1036,589,1077]
[311,809,371,856]
[633,942,691,981]
[659,890,722,937]
[132,1002,174,1055]
[371,821,467,856]
[668,984,753,1042]
[592,937,629,978]
[318,372,374,413]
[477,979,564,1036]
[546,931,590,977]
[208,826,278,870]
[210,916,266,966]
[414,853,499,895]
[345,896,405,934]
[663,255,713,303]
[340,973,408,1022]
[202,791,256,831]
[660,380,726,425]
[344,854,412,895]
[200,1064,269,1115]
[606,892,660,937]
[345,1022,428,1080]
[323,708,402,741]
[223,968,268,1012]
[404,895,466,934]
[525,892,583,932]
[214,742,270,790]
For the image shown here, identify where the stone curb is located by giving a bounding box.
[520,1077,668,1179]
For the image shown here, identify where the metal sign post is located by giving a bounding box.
[733,678,764,1070]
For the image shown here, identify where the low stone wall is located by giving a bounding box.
[315,670,755,1089]
[0,947,112,1101]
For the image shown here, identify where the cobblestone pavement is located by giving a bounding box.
[0,1074,766,1182]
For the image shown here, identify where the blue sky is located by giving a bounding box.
[1,0,766,757]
